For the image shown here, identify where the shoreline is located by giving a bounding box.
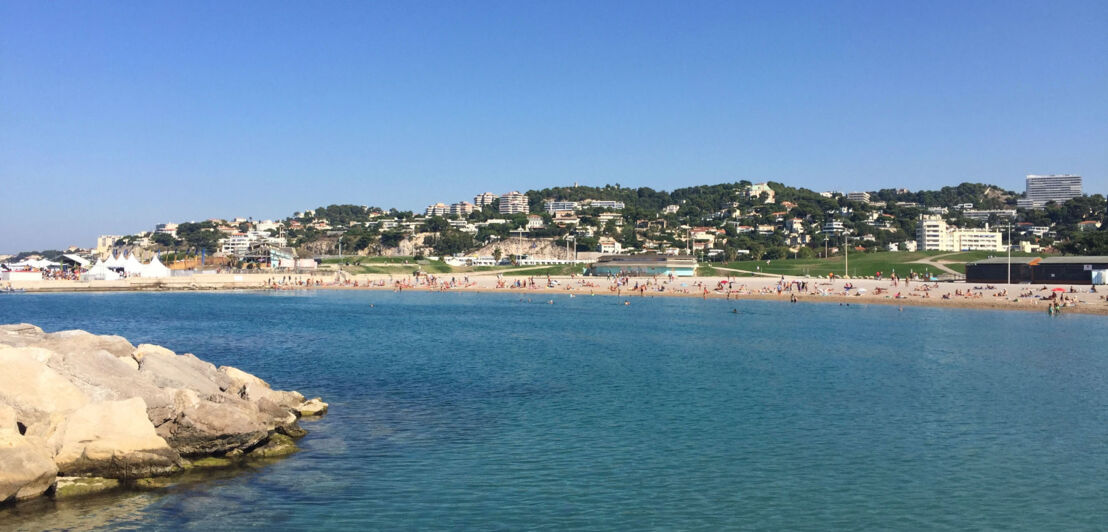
[6,272,1107,316]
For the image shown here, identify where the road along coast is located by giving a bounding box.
[0,323,328,506]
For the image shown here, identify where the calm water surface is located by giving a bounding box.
[1,291,1107,530]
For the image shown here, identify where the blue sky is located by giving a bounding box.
[2,0,1106,252]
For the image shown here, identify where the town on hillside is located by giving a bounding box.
[3,174,1106,280]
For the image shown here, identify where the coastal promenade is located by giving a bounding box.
[6,272,1107,316]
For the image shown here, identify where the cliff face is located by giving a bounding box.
[0,324,327,504]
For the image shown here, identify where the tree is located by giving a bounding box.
[151,233,178,248]
[493,247,503,263]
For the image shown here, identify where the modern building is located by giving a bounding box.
[584,200,625,210]
[544,200,579,213]
[915,215,1003,251]
[498,191,529,214]
[846,191,871,203]
[449,201,476,217]
[663,204,680,215]
[822,221,845,234]
[598,237,622,254]
[597,212,623,226]
[966,256,1108,285]
[425,203,449,216]
[155,223,178,237]
[588,254,697,277]
[962,209,1017,221]
[474,192,500,208]
[1017,174,1082,209]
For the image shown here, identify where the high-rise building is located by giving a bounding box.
[449,201,476,217]
[474,192,500,208]
[499,191,529,214]
[1017,174,1082,209]
[425,203,449,216]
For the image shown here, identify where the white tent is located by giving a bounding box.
[62,254,90,268]
[84,258,121,281]
[25,259,60,269]
[141,255,171,278]
[123,253,145,275]
[104,253,123,269]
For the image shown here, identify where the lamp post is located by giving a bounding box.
[1007,222,1012,285]
[843,231,849,278]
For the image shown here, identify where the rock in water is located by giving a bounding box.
[48,398,181,478]
[296,398,329,417]
[0,323,327,504]
[0,405,58,503]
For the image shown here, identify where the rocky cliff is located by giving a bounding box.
[0,323,328,504]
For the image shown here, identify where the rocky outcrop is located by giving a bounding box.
[0,405,58,503]
[48,398,181,478]
[0,323,327,505]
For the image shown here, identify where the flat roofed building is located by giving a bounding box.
[474,192,500,208]
[499,191,529,214]
[1017,174,1082,209]
[846,191,871,203]
[588,254,697,277]
[449,201,476,217]
[544,200,579,213]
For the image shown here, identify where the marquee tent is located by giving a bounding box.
[83,258,121,281]
[122,253,145,275]
[141,255,171,278]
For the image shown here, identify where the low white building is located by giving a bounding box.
[598,237,622,254]
[915,215,1003,251]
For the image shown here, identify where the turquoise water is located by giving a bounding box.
[2,291,1108,530]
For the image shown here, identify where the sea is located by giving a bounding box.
[1,290,1107,530]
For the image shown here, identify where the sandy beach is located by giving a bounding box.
[5,271,1107,316]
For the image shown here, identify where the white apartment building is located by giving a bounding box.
[255,220,281,233]
[449,201,476,217]
[597,212,623,226]
[663,204,680,215]
[544,200,579,213]
[221,231,286,257]
[155,223,178,236]
[474,192,500,208]
[915,215,1003,251]
[1017,174,1082,209]
[499,191,529,214]
[598,237,622,254]
[425,203,449,216]
[822,220,845,233]
[846,191,871,203]
[962,209,1016,221]
[584,200,625,210]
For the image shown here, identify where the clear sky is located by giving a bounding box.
[2,0,1106,252]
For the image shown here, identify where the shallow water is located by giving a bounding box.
[2,291,1107,530]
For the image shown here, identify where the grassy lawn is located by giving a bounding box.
[716,251,953,278]
[499,264,587,276]
[322,256,417,265]
[343,259,452,274]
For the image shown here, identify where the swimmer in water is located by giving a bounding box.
[731,308,738,314]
